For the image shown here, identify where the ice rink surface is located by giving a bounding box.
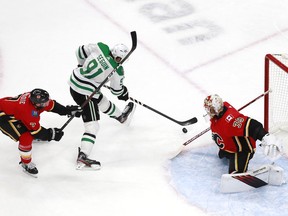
[0,0,288,215]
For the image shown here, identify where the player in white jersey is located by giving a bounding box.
[69,42,135,170]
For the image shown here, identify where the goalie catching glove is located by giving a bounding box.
[260,133,284,161]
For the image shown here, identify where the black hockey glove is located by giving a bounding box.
[117,86,129,101]
[66,105,83,118]
[48,128,64,141]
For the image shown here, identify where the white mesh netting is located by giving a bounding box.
[267,54,288,156]
[267,54,288,133]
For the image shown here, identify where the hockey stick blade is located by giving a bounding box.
[178,117,198,126]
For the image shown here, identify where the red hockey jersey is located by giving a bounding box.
[210,102,256,153]
[0,92,54,133]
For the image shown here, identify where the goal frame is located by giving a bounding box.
[264,54,288,131]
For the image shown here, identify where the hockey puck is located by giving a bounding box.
[182,127,188,133]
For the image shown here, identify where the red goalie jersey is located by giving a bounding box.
[210,102,256,153]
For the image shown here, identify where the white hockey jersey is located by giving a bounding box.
[69,42,125,98]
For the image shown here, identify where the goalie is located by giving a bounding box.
[204,94,284,174]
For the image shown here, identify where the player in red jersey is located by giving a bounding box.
[204,94,283,174]
[0,88,82,176]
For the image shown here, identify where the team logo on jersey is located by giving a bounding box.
[31,110,39,117]
[233,117,244,128]
[225,114,234,123]
[212,132,225,149]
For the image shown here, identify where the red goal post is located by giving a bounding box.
[264,54,288,132]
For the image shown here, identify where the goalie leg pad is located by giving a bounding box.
[220,164,286,193]
[220,166,270,193]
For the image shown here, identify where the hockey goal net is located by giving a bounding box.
[264,54,288,133]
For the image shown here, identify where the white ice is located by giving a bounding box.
[0,0,288,215]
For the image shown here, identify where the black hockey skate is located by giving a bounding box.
[76,148,101,170]
[114,102,136,124]
[19,161,38,178]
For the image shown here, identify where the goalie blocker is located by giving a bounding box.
[220,164,285,193]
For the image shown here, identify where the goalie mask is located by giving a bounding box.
[204,94,224,118]
[30,88,50,108]
[111,43,129,63]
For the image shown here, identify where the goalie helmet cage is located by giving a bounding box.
[264,54,288,132]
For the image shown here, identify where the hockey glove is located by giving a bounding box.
[66,105,83,117]
[261,133,283,161]
[48,128,64,141]
[117,86,129,101]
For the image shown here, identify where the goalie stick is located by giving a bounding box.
[170,90,271,158]
[103,85,198,126]
[60,31,137,131]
